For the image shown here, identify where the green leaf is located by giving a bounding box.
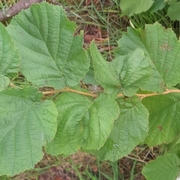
[90,41,120,94]
[46,93,119,156]
[111,49,151,96]
[46,92,92,155]
[167,1,180,21]
[0,23,20,91]
[167,0,178,5]
[117,23,180,92]
[0,75,10,91]
[7,2,89,89]
[0,87,58,176]
[142,93,180,146]
[96,97,149,161]
[120,0,154,16]
[83,67,99,85]
[148,0,166,12]
[168,142,180,159]
[142,153,180,180]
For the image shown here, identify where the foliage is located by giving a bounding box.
[0,22,19,90]
[142,153,180,180]
[94,96,149,162]
[116,22,180,92]
[167,0,180,21]
[1,2,180,180]
[120,0,155,16]
[120,0,180,21]
[0,88,58,175]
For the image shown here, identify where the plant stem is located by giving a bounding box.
[42,88,180,99]
[136,89,180,99]
[42,87,97,97]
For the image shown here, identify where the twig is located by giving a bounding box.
[136,89,180,99]
[42,88,180,98]
[42,87,97,97]
[0,0,43,22]
[0,0,68,22]
[124,155,146,164]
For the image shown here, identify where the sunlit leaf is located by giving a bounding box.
[96,97,149,161]
[117,23,180,92]
[7,2,89,89]
[111,49,151,96]
[90,41,120,94]
[46,93,119,156]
